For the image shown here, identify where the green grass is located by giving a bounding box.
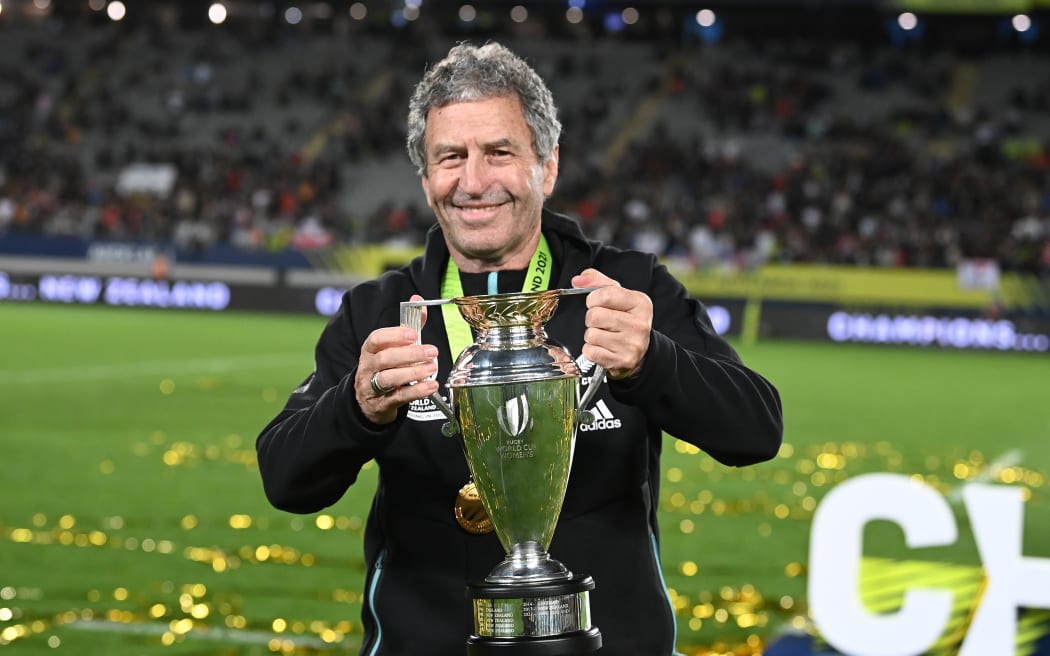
[1,304,1048,654]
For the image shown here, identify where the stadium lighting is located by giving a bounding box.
[284,5,303,24]
[0,3,4,17]
[33,0,50,10]
[402,5,419,21]
[349,2,366,20]
[898,12,918,31]
[566,6,583,23]
[208,3,227,25]
[696,8,716,27]
[510,5,527,23]
[622,7,639,25]
[88,0,105,9]
[1012,13,1032,32]
[405,0,422,8]
[106,1,126,21]
[458,4,476,22]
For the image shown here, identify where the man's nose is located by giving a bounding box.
[458,154,490,195]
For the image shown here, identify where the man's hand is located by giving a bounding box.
[356,295,440,424]
[572,269,652,380]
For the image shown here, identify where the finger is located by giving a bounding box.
[587,286,643,314]
[376,341,439,373]
[585,306,625,332]
[584,318,647,351]
[376,358,440,391]
[389,377,440,401]
[571,268,620,290]
[580,341,636,376]
[362,325,419,356]
[581,341,623,367]
[361,377,440,424]
[358,348,437,405]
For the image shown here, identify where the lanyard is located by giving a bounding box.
[440,233,553,358]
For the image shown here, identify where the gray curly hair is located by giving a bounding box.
[406,42,561,176]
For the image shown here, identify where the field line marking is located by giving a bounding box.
[66,619,346,649]
[0,353,308,385]
[947,448,1024,503]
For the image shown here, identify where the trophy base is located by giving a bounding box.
[466,576,601,655]
[466,627,602,655]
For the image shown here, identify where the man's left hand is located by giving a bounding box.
[572,268,652,380]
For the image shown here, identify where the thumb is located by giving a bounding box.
[409,294,428,328]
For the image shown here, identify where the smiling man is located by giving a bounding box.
[256,42,783,656]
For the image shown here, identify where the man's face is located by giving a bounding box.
[420,95,558,272]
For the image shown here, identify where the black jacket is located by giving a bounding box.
[257,210,783,655]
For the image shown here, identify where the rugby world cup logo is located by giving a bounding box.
[496,393,532,437]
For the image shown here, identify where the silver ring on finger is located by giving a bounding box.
[370,370,394,396]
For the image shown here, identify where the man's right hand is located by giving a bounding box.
[356,321,440,425]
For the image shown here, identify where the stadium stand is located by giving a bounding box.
[1,5,1048,276]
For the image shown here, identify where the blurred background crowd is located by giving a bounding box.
[1,0,1049,275]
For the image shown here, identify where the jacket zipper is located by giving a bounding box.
[366,549,386,656]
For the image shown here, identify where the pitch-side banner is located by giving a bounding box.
[672,264,1050,314]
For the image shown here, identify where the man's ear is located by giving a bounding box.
[542,145,559,197]
[420,174,434,209]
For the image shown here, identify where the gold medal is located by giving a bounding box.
[454,481,493,535]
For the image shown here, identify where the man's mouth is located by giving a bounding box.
[456,203,503,214]
[452,202,506,220]
[450,190,511,217]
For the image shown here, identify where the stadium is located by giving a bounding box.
[1,0,1049,654]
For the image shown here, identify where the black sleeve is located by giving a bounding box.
[607,257,783,466]
[255,290,403,514]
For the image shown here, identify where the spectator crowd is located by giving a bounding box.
[1,8,1049,277]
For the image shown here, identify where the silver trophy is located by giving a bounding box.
[402,288,604,655]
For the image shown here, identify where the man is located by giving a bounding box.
[257,42,783,656]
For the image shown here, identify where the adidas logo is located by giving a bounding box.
[579,399,622,432]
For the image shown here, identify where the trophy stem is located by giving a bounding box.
[486,541,571,584]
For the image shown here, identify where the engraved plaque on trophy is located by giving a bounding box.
[401,289,605,655]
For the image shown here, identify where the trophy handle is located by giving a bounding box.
[433,393,459,436]
[576,364,606,426]
[399,300,460,436]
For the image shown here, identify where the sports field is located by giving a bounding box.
[1,303,1048,654]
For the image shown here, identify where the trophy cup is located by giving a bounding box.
[401,288,605,655]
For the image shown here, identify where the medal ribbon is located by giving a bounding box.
[439,233,553,358]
